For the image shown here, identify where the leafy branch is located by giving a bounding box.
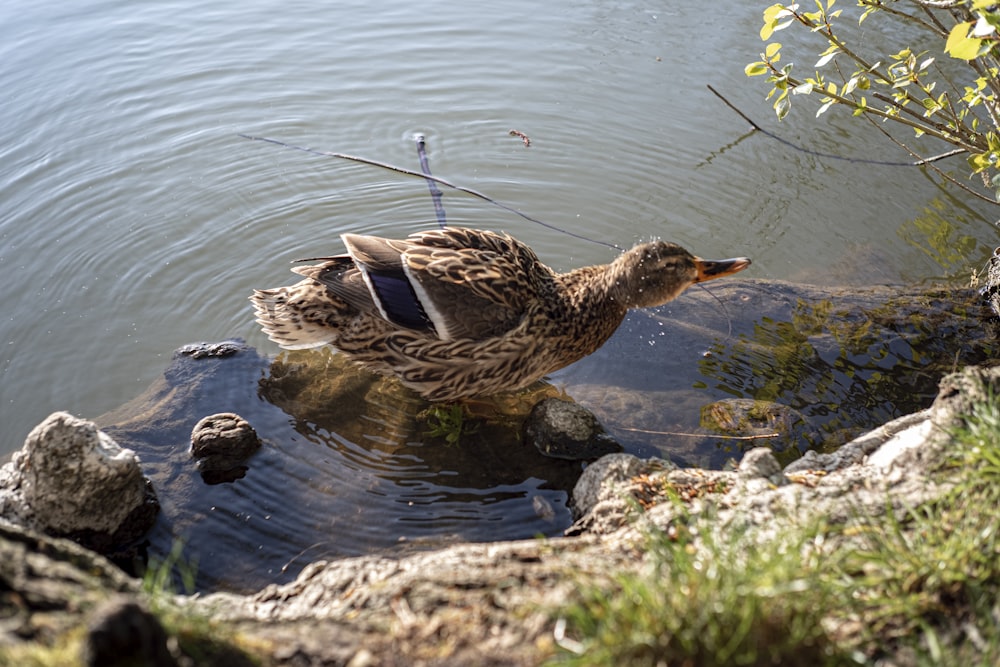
[746,0,1000,201]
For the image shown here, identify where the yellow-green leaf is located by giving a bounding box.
[945,22,982,60]
[765,42,782,58]
[968,152,991,173]
[775,96,791,120]
[745,62,769,76]
[761,4,785,40]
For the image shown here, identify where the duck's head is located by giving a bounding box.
[614,241,751,308]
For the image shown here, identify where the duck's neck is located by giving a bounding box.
[554,262,631,341]
[559,256,637,311]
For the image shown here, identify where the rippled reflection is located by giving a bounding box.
[557,282,997,467]
[104,345,580,592]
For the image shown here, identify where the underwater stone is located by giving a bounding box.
[175,340,247,359]
[700,398,821,465]
[11,412,157,543]
[524,398,621,460]
[190,412,261,471]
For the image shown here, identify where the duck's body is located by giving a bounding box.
[250,227,750,401]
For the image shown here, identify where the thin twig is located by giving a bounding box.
[863,0,948,38]
[615,425,780,440]
[861,115,999,204]
[239,133,624,250]
[707,85,933,166]
[707,84,763,132]
[912,148,968,165]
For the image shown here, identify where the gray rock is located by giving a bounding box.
[568,453,675,535]
[783,409,931,474]
[523,398,621,460]
[978,245,1000,319]
[566,367,974,544]
[570,452,648,520]
[738,447,786,485]
[0,521,140,646]
[2,412,158,551]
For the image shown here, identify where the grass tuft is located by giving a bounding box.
[551,394,1000,666]
[553,514,848,666]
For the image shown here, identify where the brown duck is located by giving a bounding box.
[250,227,750,401]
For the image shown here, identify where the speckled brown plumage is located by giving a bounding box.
[250,227,750,401]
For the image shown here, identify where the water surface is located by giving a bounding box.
[3,0,995,453]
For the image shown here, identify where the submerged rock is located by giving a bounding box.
[567,367,990,540]
[0,412,158,553]
[190,413,261,471]
[700,398,821,465]
[558,281,998,467]
[523,398,622,460]
[175,340,246,359]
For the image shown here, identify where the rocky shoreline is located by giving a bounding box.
[1,362,994,665]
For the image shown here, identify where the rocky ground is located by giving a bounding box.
[2,360,994,666]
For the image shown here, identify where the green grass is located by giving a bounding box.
[550,397,1000,666]
[553,517,847,666]
[141,540,265,667]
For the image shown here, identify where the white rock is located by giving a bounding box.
[13,411,148,534]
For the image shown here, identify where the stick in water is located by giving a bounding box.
[414,134,447,228]
[238,133,624,250]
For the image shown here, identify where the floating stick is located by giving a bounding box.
[238,133,623,250]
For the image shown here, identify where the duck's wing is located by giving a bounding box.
[332,230,534,341]
[291,256,384,317]
[403,228,545,307]
[297,238,434,335]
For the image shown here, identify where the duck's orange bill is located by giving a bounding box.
[693,257,752,283]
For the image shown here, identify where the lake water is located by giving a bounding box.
[2,0,998,588]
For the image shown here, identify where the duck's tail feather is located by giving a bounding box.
[249,284,339,350]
